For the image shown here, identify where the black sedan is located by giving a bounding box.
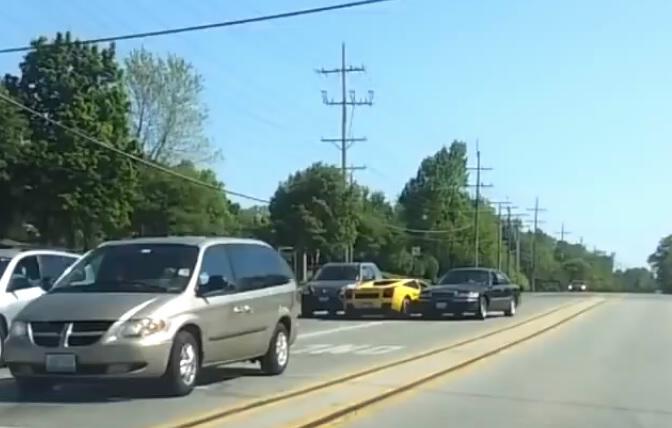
[415,268,521,320]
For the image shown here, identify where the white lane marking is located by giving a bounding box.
[296,321,389,340]
[292,343,406,356]
[355,345,404,355]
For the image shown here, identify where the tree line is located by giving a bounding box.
[0,33,660,292]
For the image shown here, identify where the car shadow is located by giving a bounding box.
[0,366,261,403]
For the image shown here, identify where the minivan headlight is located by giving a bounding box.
[10,321,27,337]
[120,318,170,338]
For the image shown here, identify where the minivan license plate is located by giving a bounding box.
[46,354,76,373]
[318,296,330,302]
[435,302,447,310]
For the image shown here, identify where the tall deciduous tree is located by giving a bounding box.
[125,48,216,164]
[269,163,360,260]
[648,235,672,292]
[132,161,237,236]
[0,85,30,236]
[3,32,139,248]
[398,141,473,271]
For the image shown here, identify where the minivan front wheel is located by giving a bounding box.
[161,330,200,396]
[260,323,289,375]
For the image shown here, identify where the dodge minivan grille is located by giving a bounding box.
[30,321,114,347]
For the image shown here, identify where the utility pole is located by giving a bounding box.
[506,206,512,274]
[347,165,367,186]
[467,144,493,267]
[491,201,513,271]
[527,197,547,292]
[317,43,373,262]
[556,223,571,242]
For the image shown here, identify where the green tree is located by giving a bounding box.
[269,163,360,261]
[125,48,216,164]
[614,267,656,293]
[648,235,672,292]
[3,32,139,248]
[132,161,237,236]
[0,85,30,236]
[398,141,473,271]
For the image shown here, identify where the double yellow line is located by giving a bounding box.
[157,298,604,428]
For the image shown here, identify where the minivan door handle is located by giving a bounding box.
[233,305,253,314]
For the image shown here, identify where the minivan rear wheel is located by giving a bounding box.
[161,330,200,396]
[260,323,289,375]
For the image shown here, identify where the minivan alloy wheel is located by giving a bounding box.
[179,342,198,386]
[275,330,289,368]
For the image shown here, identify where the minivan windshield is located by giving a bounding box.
[52,244,199,293]
[439,269,490,286]
[313,264,359,281]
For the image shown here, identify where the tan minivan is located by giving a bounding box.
[4,236,299,396]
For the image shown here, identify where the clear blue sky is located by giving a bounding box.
[2,0,671,268]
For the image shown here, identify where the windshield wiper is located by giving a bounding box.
[53,280,170,293]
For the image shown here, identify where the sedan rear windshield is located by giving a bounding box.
[314,265,359,281]
[439,270,490,286]
[51,244,199,293]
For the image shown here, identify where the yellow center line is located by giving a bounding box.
[284,298,606,428]
[154,298,585,428]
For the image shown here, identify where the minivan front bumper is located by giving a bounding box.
[4,335,172,380]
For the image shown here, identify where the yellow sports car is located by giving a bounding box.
[344,278,430,317]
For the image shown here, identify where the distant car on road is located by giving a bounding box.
[300,262,383,318]
[4,236,299,397]
[0,246,79,363]
[344,278,430,318]
[567,280,588,292]
[416,268,521,320]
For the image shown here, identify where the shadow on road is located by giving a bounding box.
[0,365,263,403]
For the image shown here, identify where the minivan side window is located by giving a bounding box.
[227,244,294,292]
[199,245,236,293]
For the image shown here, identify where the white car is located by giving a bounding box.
[0,247,80,361]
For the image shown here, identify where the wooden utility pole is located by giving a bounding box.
[317,43,373,262]
[527,197,546,292]
[467,144,493,267]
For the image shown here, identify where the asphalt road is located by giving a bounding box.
[0,294,576,428]
[341,293,672,428]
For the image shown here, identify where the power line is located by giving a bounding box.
[0,0,394,54]
[0,91,270,204]
[2,89,473,237]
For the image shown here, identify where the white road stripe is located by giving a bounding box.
[296,321,388,340]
